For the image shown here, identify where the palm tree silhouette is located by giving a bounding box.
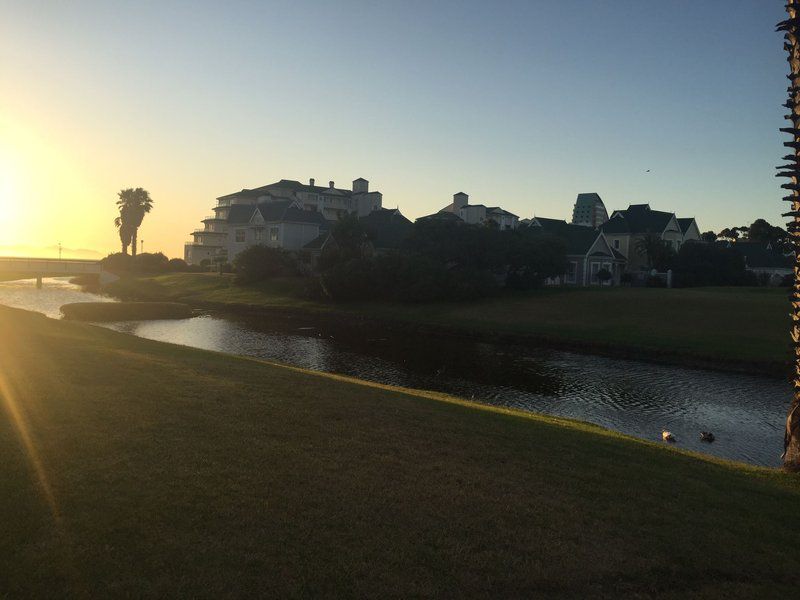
[114,188,153,256]
[778,0,800,469]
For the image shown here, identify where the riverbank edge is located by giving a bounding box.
[103,279,790,378]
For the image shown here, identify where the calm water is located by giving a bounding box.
[0,277,791,467]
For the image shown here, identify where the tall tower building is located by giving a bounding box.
[571,193,609,228]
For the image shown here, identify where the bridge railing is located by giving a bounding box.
[0,257,101,273]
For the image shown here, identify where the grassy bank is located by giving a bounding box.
[106,274,790,369]
[1,305,799,597]
[61,301,193,322]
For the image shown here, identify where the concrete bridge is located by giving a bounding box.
[0,257,117,287]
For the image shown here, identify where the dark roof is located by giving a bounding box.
[486,206,519,218]
[227,200,326,226]
[360,208,413,249]
[677,218,696,234]
[218,179,356,200]
[732,242,792,269]
[416,211,465,223]
[228,204,257,224]
[533,217,610,256]
[533,217,569,229]
[258,200,327,225]
[599,214,630,234]
[601,204,675,235]
[303,232,333,250]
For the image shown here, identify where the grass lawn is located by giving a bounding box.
[108,274,791,366]
[107,272,323,310]
[1,305,799,597]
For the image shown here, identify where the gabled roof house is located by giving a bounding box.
[600,204,701,272]
[531,217,625,286]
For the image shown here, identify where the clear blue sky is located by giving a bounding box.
[0,0,789,256]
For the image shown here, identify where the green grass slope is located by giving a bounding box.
[0,306,798,597]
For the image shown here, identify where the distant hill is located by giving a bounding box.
[0,245,103,259]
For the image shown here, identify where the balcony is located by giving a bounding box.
[185,241,224,248]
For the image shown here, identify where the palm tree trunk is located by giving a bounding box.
[131,229,138,257]
[779,0,800,470]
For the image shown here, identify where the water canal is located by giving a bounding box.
[0,276,790,467]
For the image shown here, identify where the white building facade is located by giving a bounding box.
[185,178,383,265]
[428,192,520,229]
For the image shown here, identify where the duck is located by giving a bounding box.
[700,431,715,443]
[662,431,676,443]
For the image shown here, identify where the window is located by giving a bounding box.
[590,261,601,284]
[566,261,578,284]
[613,239,620,249]
[235,229,245,243]
[269,226,279,242]
[254,229,263,241]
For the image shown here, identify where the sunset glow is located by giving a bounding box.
[0,1,787,260]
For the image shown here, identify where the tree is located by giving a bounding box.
[747,218,788,250]
[778,1,800,469]
[701,231,718,243]
[331,213,370,262]
[115,188,153,256]
[634,234,675,271]
[671,241,753,287]
[717,227,740,242]
[114,205,134,255]
[506,232,567,290]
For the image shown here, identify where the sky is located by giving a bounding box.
[0,0,790,258]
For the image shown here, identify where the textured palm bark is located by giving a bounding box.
[779,0,800,470]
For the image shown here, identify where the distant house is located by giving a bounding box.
[531,217,625,286]
[729,241,792,283]
[418,192,519,230]
[359,208,414,253]
[571,193,609,228]
[600,204,701,273]
[185,177,383,265]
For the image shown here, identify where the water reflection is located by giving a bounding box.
[0,277,791,467]
[102,313,790,467]
[0,277,111,319]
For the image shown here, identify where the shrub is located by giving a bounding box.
[233,245,296,283]
[320,258,377,302]
[133,252,169,273]
[101,252,134,275]
[672,242,751,287]
[596,268,612,284]
[167,258,189,272]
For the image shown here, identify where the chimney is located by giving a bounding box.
[453,192,469,210]
[329,181,335,189]
[309,178,315,186]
